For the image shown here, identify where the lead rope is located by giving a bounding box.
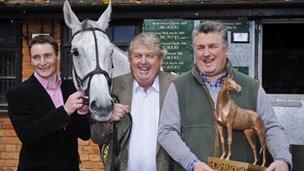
[110,94,132,171]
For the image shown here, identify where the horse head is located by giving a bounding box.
[223,75,242,92]
[63,0,117,121]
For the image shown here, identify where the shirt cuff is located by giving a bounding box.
[187,157,198,171]
[276,158,292,171]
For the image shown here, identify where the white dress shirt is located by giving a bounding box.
[127,77,160,171]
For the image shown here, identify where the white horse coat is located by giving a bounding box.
[63,0,130,121]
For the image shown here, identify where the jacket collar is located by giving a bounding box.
[191,59,235,85]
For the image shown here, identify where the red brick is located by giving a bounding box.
[22,40,28,47]
[78,146,83,153]
[83,146,100,154]
[0,144,5,152]
[28,27,39,33]
[22,54,31,62]
[54,27,60,34]
[0,137,4,144]
[0,159,4,166]
[89,141,100,147]
[22,47,30,54]
[0,152,19,159]
[22,62,33,71]
[79,153,89,161]
[81,161,103,169]
[15,145,21,151]
[5,145,16,152]
[22,60,30,68]
[0,116,9,122]
[5,130,16,137]
[0,166,17,171]
[78,139,90,146]
[89,154,101,161]
[2,137,21,145]
[5,160,18,167]
[22,69,34,79]
[0,130,4,137]
[2,122,13,130]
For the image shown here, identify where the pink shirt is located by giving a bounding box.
[34,73,89,115]
[34,72,64,108]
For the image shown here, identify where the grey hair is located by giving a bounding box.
[128,32,167,59]
[192,20,228,46]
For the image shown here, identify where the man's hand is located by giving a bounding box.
[64,91,86,115]
[266,160,289,171]
[77,103,89,115]
[193,161,214,171]
[109,103,129,122]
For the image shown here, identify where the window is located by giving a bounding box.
[61,21,141,79]
[262,23,304,94]
[0,20,21,113]
[61,26,73,80]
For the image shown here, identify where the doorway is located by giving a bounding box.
[262,23,304,94]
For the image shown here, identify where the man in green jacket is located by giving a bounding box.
[158,21,292,171]
[91,32,174,171]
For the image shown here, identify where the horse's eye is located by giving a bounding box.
[71,48,79,56]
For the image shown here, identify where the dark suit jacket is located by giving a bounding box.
[7,74,90,171]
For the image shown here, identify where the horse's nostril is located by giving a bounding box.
[90,100,114,112]
[91,100,98,111]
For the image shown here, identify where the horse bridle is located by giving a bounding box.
[70,27,113,104]
[71,27,131,171]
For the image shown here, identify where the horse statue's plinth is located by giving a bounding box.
[208,157,267,171]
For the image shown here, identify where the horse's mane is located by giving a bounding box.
[113,45,128,56]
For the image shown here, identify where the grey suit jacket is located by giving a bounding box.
[91,71,175,171]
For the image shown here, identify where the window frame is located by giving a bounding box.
[0,20,22,114]
[258,20,304,98]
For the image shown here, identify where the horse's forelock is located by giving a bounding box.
[80,19,104,32]
[81,19,90,29]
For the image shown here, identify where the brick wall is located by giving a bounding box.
[0,115,20,171]
[0,19,103,171]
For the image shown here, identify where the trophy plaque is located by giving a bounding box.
[208,157,267,171]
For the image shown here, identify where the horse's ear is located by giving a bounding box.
[63,0,81,32]
[96,1,112,30]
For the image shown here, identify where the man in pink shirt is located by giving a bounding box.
[7,35,90,171]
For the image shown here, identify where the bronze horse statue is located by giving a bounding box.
[214,75,266,167]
